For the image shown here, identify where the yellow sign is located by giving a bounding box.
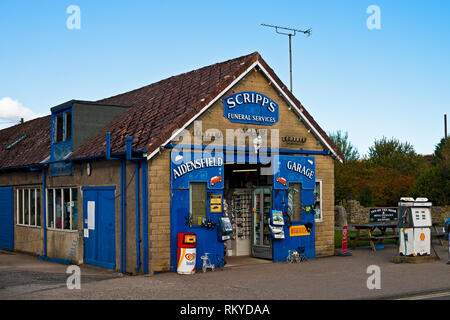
[184,235,196,244]
[289,225,310,237]
[210,194,222,204]
[210,194,222,212]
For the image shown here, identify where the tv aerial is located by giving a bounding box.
[261,24,312,92]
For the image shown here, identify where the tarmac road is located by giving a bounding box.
[0,242,449,300]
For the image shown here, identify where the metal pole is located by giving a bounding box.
[261,24,311,94]
[289,34,292,92]
[445,114,447,139]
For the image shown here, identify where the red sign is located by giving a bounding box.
[342,225,348,253]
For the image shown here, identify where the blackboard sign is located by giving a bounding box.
[369,208,398,222]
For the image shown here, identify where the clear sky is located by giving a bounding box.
[0,0,448,156]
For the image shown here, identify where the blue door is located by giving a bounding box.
[170,150,225,272]
[0,187,14,251]
[82,187,116,269]
[272,155,316,262]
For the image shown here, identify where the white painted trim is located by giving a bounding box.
[146,60,342,162]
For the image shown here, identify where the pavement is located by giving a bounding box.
[0,242,449,300]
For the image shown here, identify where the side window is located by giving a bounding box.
[55,114,64,142]
[189,182,207,226]
[16,188,41,227]
[288,183,302,221]
[47,188,78,230]
[65,111,72,141]
[314,180,323,222]
[53,110,72,143]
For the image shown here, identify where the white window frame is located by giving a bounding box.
[16,188,41,227]
[314,180,323,222]
[46,187,78,232]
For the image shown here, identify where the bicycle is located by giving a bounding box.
[287,247,307,263]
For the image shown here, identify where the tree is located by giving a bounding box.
[367,137,425,176]
[411,137,450,205]
[358,185,374,207]
[328,130,360,161]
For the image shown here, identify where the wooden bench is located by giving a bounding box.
[370,234,399,241]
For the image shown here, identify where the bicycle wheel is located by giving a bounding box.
[287,254,293,263]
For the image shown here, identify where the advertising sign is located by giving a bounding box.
[342,225,348,253]
[273,155,316,190]
[289,225,310,237]
[210,194,222,213]
[222,91,279,125]
[271,210,284,226]
[170,151,224,189]
[369,208,398,222]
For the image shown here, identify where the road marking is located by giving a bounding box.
[396,291,450,300]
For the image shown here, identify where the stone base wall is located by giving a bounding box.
[341,200,450,225]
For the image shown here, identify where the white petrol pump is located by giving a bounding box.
[398,197,433,256]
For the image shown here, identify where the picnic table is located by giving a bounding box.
[431,221,446,247]
[350,223,398,251]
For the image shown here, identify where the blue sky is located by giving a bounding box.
[0,1,449,156]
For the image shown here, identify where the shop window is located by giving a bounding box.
[189,182,207,226]
[314,180,323,222]
[46,187,78,231]
[16,188,41,227]
[288,183,302,221]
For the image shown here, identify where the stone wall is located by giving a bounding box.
[341,200,450,225]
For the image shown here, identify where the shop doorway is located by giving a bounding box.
[223,164,273,260]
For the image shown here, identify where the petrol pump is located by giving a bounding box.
[398,197,433,256]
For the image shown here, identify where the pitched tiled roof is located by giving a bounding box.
[0,116,51,169]
[70,51,344,161]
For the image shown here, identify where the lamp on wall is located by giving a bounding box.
[87,162,92,176]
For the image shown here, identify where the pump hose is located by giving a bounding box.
[394,227,407,264]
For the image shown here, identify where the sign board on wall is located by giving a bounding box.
[170,151,224,190]
[222,91,279,126]
[289,225,310,237]
[369,208,398,222]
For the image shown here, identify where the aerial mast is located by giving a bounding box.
[261,24,311,92]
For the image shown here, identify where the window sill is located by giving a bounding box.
[46,227,79,233]
[16,224,41,229]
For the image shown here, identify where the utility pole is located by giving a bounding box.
[261,24,311,92]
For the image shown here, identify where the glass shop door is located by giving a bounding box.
[251,187,272,259]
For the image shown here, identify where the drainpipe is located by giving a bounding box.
[120,159,126,274]
[42,167,47,256]
[134,161,141,273]
[142,161,148,274]
[126,137,142,274]
[107,133,127,274]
